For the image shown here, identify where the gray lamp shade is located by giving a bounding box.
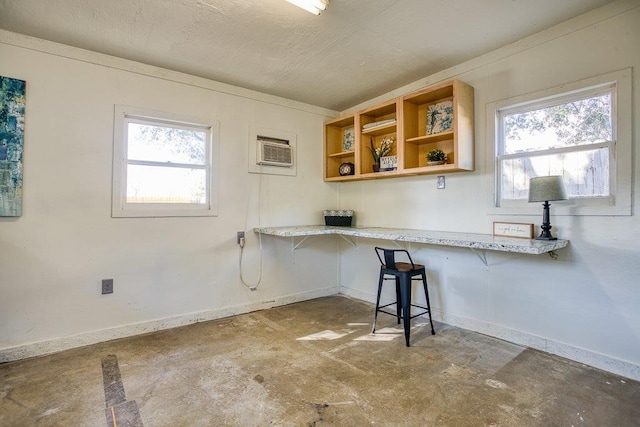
[528,175,567,202]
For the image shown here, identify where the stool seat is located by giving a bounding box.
[383,262,423,272]
[372,247,435,346]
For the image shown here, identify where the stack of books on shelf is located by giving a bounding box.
[362,118,396,131]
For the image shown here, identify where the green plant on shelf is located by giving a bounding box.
[426,148,446,162]
[369,136,395,165]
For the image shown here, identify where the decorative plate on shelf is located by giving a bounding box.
[426,100,453,135]
[339,162,355,176]
[342,126,355,152]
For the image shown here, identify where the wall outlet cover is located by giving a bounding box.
[102,279,114,295]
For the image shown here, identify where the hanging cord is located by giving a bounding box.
[239,164,264,291]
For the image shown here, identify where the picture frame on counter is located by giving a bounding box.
[493,222,534,239]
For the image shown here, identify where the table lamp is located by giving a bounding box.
[528,175,567,240]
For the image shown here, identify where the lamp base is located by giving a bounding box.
[535,201,557,240]
[535,235,557,241]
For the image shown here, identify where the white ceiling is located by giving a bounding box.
[0,0,615,111]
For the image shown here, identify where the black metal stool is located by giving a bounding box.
[372,247,435,346]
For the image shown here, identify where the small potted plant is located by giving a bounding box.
[426,148,446,166]
[369,136,394,172]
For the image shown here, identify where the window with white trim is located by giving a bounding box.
[489,69,631,216]
[112,106,218,217]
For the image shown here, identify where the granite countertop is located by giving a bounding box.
[254,225,569,255]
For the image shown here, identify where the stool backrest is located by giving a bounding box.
[374,247,416,270]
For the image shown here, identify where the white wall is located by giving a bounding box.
[0,31,340,360]
[338,1,640,380]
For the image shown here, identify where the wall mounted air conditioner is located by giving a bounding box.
[256,135,293,167]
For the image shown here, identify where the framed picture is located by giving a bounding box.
[426,99,453,135]
[493,222,534,239]
[380,155,397,171]
[342,126,354,152]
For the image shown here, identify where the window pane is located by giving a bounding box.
[126,165,206,204]
[127,123,206,165]
[503,93,612,154]
[501,147,609,200]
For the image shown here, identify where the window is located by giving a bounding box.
[488,69,631,216]
[498,85,613,201]
[112,106,218,217]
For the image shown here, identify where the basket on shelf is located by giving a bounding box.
[323,210,354,227]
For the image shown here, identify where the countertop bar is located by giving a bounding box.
[254,225,569,255]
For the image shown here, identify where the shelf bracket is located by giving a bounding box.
[471,248,488,266]
[548,250,559,260]
[292,236,310,252]
[338,234,357,248]
[392,240,409,251]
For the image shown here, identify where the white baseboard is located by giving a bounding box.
[0,286,339,363]
[340,286,640,382]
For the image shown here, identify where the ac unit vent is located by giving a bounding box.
[257,136,293,167]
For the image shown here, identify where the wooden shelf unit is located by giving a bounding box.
[324,79,474,181]
[358,99,401,177]
[324,115,357,180]
[402,79,474,174]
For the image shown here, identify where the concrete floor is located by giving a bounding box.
[1,296,639,426]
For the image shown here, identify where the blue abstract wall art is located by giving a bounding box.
[0,75,25,217]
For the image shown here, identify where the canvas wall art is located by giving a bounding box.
[0,75,25,217]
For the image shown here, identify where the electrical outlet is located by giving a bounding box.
[237,231,245,244]
[102,279,114,295]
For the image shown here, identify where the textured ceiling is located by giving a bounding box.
[0,0,616,111]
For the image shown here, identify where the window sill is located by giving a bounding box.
[489,200,631,217]
[112,204,218,218]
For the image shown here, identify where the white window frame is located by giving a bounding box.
[486,69,632,216]
[112,105,219,218]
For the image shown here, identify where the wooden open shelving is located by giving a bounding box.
[324,79,474,181]
[358,99,400,178]
[324,115,357,181]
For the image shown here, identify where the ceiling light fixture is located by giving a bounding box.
[285,0,328,15]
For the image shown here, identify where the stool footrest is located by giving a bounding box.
[376,308,400,318]
[378,302,398,310]
[376,302,431,320]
